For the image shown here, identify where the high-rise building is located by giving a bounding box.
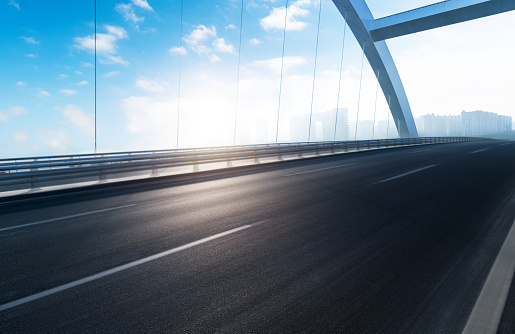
[461,110,512,136]
[289,108,349,142]
[413,110,512,137]
[415,114,462,137]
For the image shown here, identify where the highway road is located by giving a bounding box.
[1,141,515,333]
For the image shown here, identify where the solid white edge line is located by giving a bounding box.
[0,224,252,312]
[373,164,438,184]
[462,218,515,334]
[0,204,137,232]
[285,163,355,176]
[468,148,489,154]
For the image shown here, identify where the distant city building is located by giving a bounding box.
[349,120,374,140]
[289,108,349,142]
[461,110,512,136]
[414,110,512,137]
[289,109,511,141]
[374,119,399,139]
[415,114,461,137]
[348,119,400,140]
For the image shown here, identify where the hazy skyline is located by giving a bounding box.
[1,0,514,157]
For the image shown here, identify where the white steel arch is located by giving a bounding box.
[331,0,515,138]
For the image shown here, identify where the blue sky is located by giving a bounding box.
[1,0,515,157]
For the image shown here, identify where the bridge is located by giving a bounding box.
[2,1,515,333]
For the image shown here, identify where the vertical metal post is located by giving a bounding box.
[307,0,322,143]
[372,69,380,139]
[99,155,107,182]
[151,158,159,176]
[334,10,348,142]
[176,0,184,149]
[354,40,366,141]
[386,94,391,140]
[275,0,289,144]
[192,153,199,172]
[94,0,97,153]
[30,158,39,191]
[233,0,244,146]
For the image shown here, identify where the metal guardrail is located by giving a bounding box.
[0,137,493,192]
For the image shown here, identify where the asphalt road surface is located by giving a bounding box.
[2,142,515,333]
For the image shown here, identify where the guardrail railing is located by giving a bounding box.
[0,137,493,193]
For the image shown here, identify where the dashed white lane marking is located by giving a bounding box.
[468,148,490,154]
[0,204,137,232]
[408,149,434,154]
[285,163,356,177]
[462,218,515,334]
[0,224,252,312]
[372,165,439,184]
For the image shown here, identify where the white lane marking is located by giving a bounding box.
[372,165,439,184]
[285,163,356,177]
[468,148,490,154]
[0,204,137,232]
[408,149,434,154]
[500,143,510,146]
[462,218,515,334]
[0,224,252,312]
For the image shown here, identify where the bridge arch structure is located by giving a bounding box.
[331,0,515,138]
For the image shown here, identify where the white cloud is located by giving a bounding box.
[183,25,217,54]
[60,89,77,95]
[260,0,311,31]
[135,77,167,93]
[0,106,28,121]
[195,45,212,55]
[13,132,27,143]
[40,129,69,151]
[104,71,121,77]
[75,33,118,54]
[9,0,20,10]
[16,81,27,86]
[60,104,94,135]
[82,62,94,68]
[37,88,52,98]
[250,38,261,45]
[208,54,222,63]
[105,25,128,39]
[225,24,237,30]
[9,106,27,115]
[169,46,187,55]
[184,25,217,45]
[132,0,153,11]
[74,25,129,65]
[58,74,68,79]
[252,56,306,74]
[116,3,144,25]
[100,55,130,65]
[78,81,89,85]
[212,38,236,54]
[26,54,37,58]
[21,36,39,44]
[75,71,83,75]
